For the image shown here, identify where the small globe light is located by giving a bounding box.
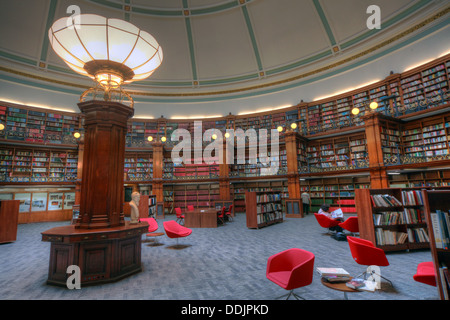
[224,132,230,139]
[370,101,378,110]
[352,108,360,115]
[147,136,153,142]
[212,134,217,140]
[0,123,4,131]
[161,136,166,142]
[290,123,297,129]
[277,126,283,132]
[74,132,81,139]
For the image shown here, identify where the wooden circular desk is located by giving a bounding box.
[321,277,360,300]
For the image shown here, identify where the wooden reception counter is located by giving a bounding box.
[184,208,218,228]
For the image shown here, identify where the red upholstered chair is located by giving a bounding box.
[413,261,437,287]
[347,236,392,286]
[217,206,226,225]
[175,207,185,225]
[187,205,195,211]
[163,220,192,246]
[140,217,163,244]
[225,204,233,221]
[339,216,359,235]
[266,248,315,300]
[314,213,341,233]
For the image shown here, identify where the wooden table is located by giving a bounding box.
[320,277,360,300]
[184,208,218,228]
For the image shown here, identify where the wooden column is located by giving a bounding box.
[285,131,301,199]
[42,100,148,287]
[362,112,389,188]
[75,101,133,229]
[219,140,231,200]
[285,131,303,217]
[151,142,164,202]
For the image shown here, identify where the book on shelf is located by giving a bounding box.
[430,210,450,249]
[401,190,424,206]
[370,194,402,207]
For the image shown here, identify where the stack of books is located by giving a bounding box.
[370,194,402,207]
[316,267,350,283]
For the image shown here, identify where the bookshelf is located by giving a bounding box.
[164,183,219,212]
[124,152,153,182]
[232,180,288,213]
[355,188,429,252]
[300,176,369,214]
[422,190,450,300]
[0,146,78,183]
[245,191,283,229]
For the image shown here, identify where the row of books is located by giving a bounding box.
[371,194,402,207]
[430,210,450,249]
[401,190,424,206]
[256,193,282,203]
[373,209,424,225]
[256,203,282,214]
[256,211,282,225]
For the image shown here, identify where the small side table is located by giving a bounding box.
[321,277,360,300]
[145,232,164,246]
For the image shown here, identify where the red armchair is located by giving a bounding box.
[339,216,359,235]
[413,261,436,287]
[175,207,185,225]
[266,248,315,300]
[217,206,226,225]
[314,213,341,233]
[347,236,392,286]
[140,217,163,244]
[225,204,233,221]
[163,220,192,247]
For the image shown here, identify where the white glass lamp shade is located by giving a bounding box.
[48,14,163,86]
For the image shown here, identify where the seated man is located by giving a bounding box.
[318,204,343,232]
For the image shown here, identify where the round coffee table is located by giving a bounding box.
[145,232,164,246]
[321,277,360,300]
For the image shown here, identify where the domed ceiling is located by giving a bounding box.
[0,0,449,118]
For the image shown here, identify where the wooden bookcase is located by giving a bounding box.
[245,191,283,229]
[422,190,450,300]
[0,200,20,243]
[355,188,429,252]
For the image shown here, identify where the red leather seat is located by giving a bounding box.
[140,217,158,233]
[175,207,185,225]
[187,205,194,211]
[413,261,437,287]
[347,236,392,286]
[217,206,226,224]
[163,220,192,246]
[266,248,315,300]
[225,204,233,221]
[339,216,359,234]
[314,213,340,231]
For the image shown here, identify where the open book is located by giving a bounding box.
[331,208,343,219]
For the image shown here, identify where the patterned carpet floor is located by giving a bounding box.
[0,213,439,301]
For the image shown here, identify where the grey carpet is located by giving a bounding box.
[0,213,439,300]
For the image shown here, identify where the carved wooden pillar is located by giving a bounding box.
[285,131,301,199]
[75,101,133,229]
[152,142,164,202]
[219,140,231,200]
[362,112,389,188]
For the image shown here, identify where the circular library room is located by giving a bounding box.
[0,0,449,308]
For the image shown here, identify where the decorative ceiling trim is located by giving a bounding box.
[1,5,448,103]
[241,4,263,73]
[312,0,337,47]
[40,0,58,65]
[183,0,198,84]
[86,0,256,17]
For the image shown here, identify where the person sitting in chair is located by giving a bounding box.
[318,204,343,232]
